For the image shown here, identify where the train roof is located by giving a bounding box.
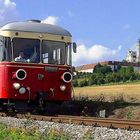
[0,21,72,37]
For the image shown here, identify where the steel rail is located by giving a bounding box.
[0,112,140,131]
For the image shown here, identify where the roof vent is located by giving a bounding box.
[26,19,41,23]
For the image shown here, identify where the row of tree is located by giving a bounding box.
[73,63,140,87]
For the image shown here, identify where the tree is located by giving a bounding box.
[73,79,78,87]
[93,63,112,74]
[126,66,134,73]
[95,73,105,85]
[88,73,98,85]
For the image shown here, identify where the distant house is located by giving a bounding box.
[75,63,96,73]
[75,61,140,73]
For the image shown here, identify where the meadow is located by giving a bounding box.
[73,83,140,102]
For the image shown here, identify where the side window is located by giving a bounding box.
[0,36,11,62]
[66,44,72,65]
[4,37,11,61]
[0,36,4,61]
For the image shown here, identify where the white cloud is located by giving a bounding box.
[0,0,19,25]
[41,16,59,25]
[72,44,122,66]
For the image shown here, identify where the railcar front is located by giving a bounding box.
[0,20,76,110]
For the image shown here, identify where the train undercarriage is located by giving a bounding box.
[0,98,64,114]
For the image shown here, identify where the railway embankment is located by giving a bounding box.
[72,83,140,120]
[0,115,140,140]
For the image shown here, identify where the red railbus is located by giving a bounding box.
[0,20,76,111]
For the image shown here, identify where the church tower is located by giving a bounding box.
[136,39,140,62]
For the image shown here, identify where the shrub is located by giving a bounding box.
[78,80,88,87]
[88,73,97,85]
[73,79,78,87]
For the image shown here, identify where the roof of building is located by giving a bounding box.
[0,21,72,37]
[75,63,96,71]
[75,61,140,71]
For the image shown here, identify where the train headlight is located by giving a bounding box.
[13,83,20,90]
[19,87,26,94]
[16,69,27,80]
[61,72,72,83]
[60,85,66,91]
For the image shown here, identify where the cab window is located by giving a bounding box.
[13,38,40,63]
[42,40,65,65]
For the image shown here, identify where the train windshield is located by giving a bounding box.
[42,40,65,65]
[13,38,40,63]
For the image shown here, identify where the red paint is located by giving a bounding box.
[0,62,72,101]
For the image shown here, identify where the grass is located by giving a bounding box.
[0,122,71,140]
[0,120,95,140]
[70,94,140,120]
[73,82,140,102]
[0,121,96,140]
[72,83,140,120]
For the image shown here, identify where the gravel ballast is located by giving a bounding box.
[0,116,140,140]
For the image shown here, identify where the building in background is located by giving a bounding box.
[126,50,137,62]
[126,39,140,63]
[136,39,140,62]
[75,39,140,73]
[75,63,96,73]
[75,61,140,73]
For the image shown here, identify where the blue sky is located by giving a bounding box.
[1,0,140,66]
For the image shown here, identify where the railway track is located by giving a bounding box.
[0,112,140,131]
